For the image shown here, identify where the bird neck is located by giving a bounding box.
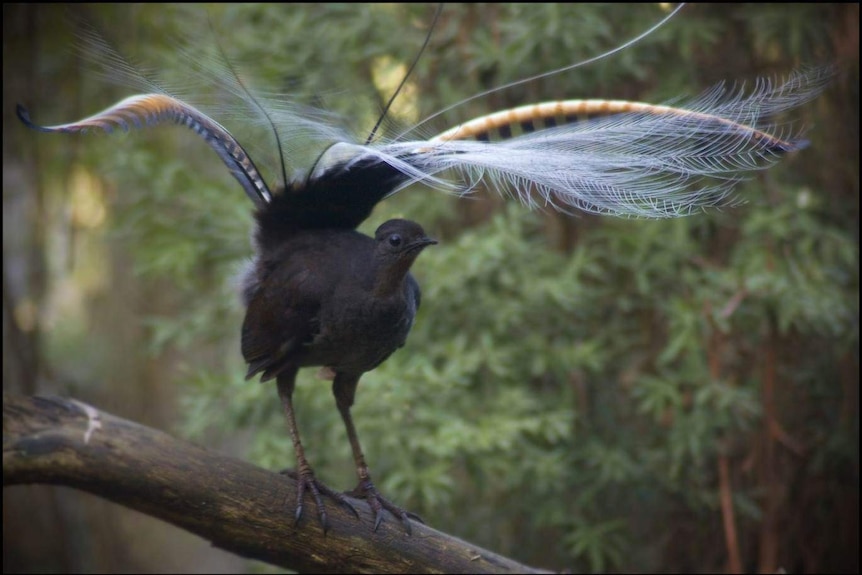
[371,258,415,298]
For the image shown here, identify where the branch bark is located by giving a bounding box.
[3,393,550,574]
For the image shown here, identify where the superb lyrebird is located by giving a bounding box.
[16,5,831,534]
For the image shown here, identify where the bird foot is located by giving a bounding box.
[280,468,360,533]
[345,478,423,534]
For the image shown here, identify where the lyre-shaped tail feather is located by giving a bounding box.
[429,100,802,153]
[16,94,272,208]
[381,68,831,218]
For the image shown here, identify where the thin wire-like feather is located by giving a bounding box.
[174,44,354,180]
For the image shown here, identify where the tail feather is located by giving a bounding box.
[17,94,272,208]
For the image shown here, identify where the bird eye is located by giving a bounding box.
[388,234,402,247]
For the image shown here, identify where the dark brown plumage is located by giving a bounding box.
[241,196,435,532]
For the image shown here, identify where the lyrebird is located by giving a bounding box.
[17,4,830,535]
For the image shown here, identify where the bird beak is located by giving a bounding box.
[406,236,437,253]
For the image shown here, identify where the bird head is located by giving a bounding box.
[374,219,437,263]
[371,219,437,293]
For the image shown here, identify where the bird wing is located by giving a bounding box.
[241,263,324,382]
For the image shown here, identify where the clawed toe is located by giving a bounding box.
[280,469,360,533]
[280,470,417,534]
[348,479,418,534]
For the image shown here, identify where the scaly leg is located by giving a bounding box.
[277,370,358,533]
[333,373,422,533]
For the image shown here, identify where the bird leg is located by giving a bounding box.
[276,372,358,533]
[333,373,422,534]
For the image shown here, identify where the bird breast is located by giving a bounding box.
[306,281,417,374]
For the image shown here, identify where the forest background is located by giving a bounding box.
[4,3,858,573]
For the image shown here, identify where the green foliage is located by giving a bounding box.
[36,3,857,573]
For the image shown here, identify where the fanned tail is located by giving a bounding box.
[18,60,833,223]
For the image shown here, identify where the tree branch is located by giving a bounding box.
[3,393,550,574]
